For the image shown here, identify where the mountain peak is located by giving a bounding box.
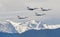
[0,20,60,34]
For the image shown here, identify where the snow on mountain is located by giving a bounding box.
[0,20,17,33]
[0,20,60,34]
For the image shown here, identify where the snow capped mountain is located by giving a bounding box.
[0,20,60,34]
[0,20,17,33]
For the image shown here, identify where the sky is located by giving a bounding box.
[0,0,60,24]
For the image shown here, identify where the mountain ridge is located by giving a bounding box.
[0,20,60,34]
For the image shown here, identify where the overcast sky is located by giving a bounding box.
[0,0,60,24]
[0,0,59,11]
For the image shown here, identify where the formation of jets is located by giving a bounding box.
[17,7,52,19]
[27,7,52,11]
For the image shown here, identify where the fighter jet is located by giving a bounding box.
[40,7,51,11]
[17,16,28,19]
[35,12,46,16]
[27,7,38,11]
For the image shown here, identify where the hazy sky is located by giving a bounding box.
[0,0,60,11]
[0,0,60,24]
